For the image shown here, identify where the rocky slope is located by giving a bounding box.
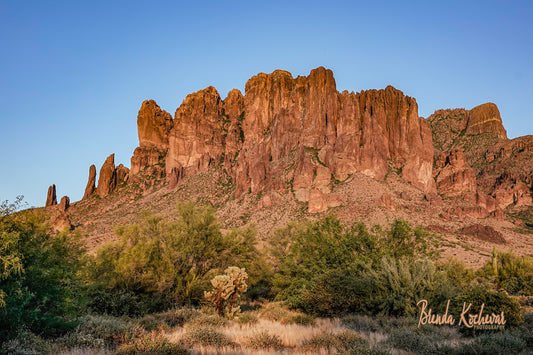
[40,67,533,267]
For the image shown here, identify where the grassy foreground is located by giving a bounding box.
[4,301,533,354]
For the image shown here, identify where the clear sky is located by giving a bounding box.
[1,0,532,207]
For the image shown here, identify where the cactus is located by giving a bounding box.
[205,267,248,318]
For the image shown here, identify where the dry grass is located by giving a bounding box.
[167,317,372,354]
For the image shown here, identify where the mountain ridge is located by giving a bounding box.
[37,67,533,267]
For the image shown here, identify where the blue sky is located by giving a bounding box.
[1,0,532,207]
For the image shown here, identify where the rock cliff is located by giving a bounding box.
[126,67,436,212]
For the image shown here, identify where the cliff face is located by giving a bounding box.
[132,67,435,212]
[131,100,173,176]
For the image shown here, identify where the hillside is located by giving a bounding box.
[39,67,533,267]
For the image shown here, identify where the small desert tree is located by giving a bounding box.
[205,267,248,318]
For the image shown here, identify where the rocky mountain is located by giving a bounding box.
[41,67,533,267]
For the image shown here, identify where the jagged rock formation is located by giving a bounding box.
[96,154,116,198]
[131,100,173,176]
[116,164,130,183]
[59,196,70,212]
[128,67,435,213]
[83,165,96,199]
[435,148,477,196]
[492,172,532,209]
[428,104,532,214]
[46,184,57,206]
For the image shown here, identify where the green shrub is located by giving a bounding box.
[287,313,316,326]
[116,332,189,355]
[0,199,86,342]
[89,203,266,314]
[258,302,293,322]
[453,330,528,354]
[300,330,370,353]
[187,313,228,328]
[73,314,141,347]
[182,326,234,347]
[236,311,258,324]
[247,331,283,350]
[451,284,523,332]
[271,217,438,316]
[387,328,440,355]
[480,249,533,295]
[1,330,52,354]
[154,307,201,327]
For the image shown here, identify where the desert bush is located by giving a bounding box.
[153,307,201,328]
[187,313,229,328]
[72,314,141,347]
[387,327,441,354]
[204,266,248,318]
[86,288,152,317]
[258,302,294,323]
[0,198,86,343]
[182,325,234,347]
[246,331,283,350]
[287,313,316,326]
[89,203,266,314]
[300,330,371,353]
[116,332,189,355]
[236,311,258,324]
[0,330,52,354]
[271,217,438,315]
[451,284,523,332]
[452,330,529,354]
[301,257,454,317]
[480,249,533,295]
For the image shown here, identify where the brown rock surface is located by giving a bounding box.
[492,172,532,209]
[460,224,505,244]
[96,154,116,198]
[45,184,57,206]
[435,148,477,196]
[137,100,173,148]
[166,86,225,177]
[59,196,70,212]
[83,165,96,199]
[131,100,173,175]
[160,68,436,215]
[380,193,396,210]
[116,164,130,183]
[467,103,507,139]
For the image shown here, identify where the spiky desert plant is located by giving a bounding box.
[204,267,248,318]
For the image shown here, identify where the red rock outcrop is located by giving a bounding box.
[435,148,477,196]
[116,164,130,183]
[59,196,70,212]
[132,67,436,213]
[46,184,57,206]
[166,86,225,178]
[380,193,396,210]
[492,172,532,209]
[96,154,116,198]
[467,103,507,139]
[131,100,173,175]
[83,165,96,199]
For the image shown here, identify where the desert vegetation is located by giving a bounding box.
[1,198,532,354]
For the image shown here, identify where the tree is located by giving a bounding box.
[0,198,85,342]
[89,202,264,314]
